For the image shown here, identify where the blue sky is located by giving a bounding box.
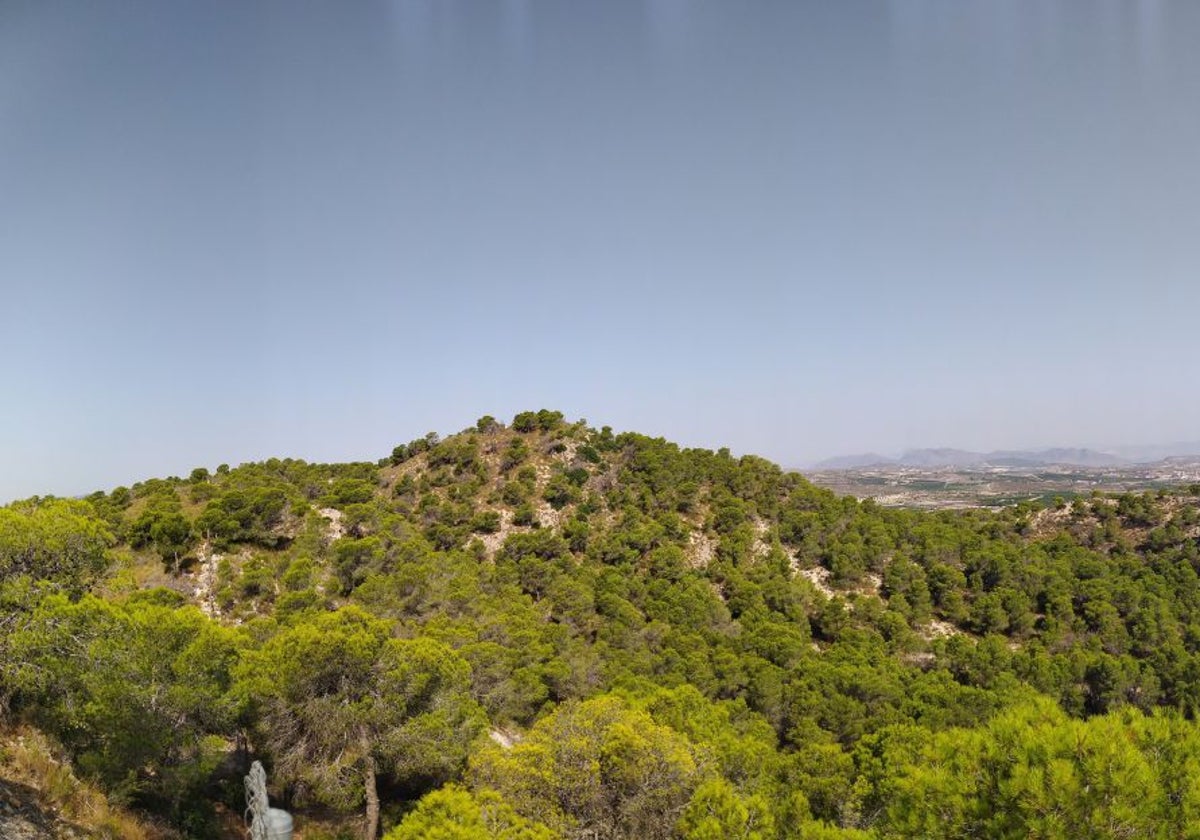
[2,1,1199,501]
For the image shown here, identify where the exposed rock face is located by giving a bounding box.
[0,779,83,840]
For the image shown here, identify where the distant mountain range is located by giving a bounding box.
[1107,442,1200,462]
[811,443,1200,471]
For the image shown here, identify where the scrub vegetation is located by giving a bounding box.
[3,411,1200,839]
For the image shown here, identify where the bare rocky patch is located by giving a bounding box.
[477,509,517,558]
[861,573,883,598]
[751,517,772,560]
[686,530,717,569]
[318,507,345,542]
[920,619,962,640]
[795,565,836,598]
[534,501,564,530]
[487,727,522,749]
[192,541,221,619]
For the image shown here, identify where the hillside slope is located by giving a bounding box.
[3,410,1200,839]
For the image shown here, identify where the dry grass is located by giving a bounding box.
[0,726,160,840]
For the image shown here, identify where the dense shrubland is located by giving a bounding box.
[3,412,1200,838]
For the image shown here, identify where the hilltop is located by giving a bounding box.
[3,410,1200,839]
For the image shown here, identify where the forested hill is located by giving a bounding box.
[3,410,1200,839]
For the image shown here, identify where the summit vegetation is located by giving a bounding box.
[3,411,1200,839]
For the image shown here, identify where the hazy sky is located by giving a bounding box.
[3,1,1199,501]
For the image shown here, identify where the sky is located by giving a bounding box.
[2,1,1199,502]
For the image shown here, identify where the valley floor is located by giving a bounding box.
[807,460,1200,509]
